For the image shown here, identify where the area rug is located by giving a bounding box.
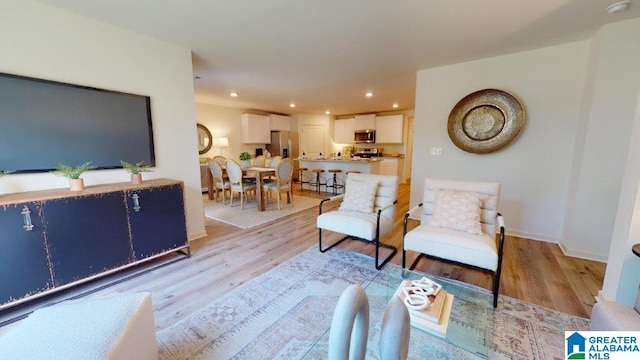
[156,247,589,359]
[203,195,319,229]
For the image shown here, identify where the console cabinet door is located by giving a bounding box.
[126,184,188,261]
[0,202,53,306]
[43,192,133,286]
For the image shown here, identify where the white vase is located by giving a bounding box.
[69,178,85,191]
[240,159,251,168]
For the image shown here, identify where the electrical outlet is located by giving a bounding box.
[430,147,443,156]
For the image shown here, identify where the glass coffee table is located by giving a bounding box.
[303,265,495,359]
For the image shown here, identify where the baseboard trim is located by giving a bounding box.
[505,229,559,244]
[188,229,208,242]
[558,243,608,263]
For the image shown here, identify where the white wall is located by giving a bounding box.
[0,0,206,240]
[412,41,589,245]
[593,18,640,305]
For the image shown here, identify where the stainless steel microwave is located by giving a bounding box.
[354,130,375,143]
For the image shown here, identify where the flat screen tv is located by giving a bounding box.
[0,72,155,173]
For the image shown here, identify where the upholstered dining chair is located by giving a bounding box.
[225,159,257,210]
[252,155,266,167]
[317,173,399,270]
[268,156,282,168]
[402,178,505,308]
[263,158,294,210]
[207,160,230,204]
[213,155,227,168]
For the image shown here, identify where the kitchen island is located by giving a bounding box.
[297,157,383,192]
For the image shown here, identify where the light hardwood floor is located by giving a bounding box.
[0,181,606,333]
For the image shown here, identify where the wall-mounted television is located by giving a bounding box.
[0,72,155,173]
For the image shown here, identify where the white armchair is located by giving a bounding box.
[317,173,399,270]
[402,178,505,307]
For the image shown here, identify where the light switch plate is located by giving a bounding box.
[430,147,443,156]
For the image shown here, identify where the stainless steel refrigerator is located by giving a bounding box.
[266,131,300,180]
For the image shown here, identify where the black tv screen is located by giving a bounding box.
[0,72,155,173]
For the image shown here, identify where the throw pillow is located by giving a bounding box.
[428,189,485,235]
[339,178,378,213]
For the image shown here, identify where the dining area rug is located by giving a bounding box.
[156,247,589,359]
[203,194,319,229]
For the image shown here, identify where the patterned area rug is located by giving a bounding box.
[157,247,589,359]
[203,195,319,229]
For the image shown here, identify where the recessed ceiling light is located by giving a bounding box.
[290,103,296,108]
[607,0,630,14]
[230,92,238,97]
[392,103,399,108]
[365,92,373,98]
[325,111,331,115]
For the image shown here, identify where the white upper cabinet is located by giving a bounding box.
[354,114,376,130]
[241,114,271,144]
[375,115,403,144]
[270,114,291,131]
[334,118,355,144]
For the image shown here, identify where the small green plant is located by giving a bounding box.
[239,151,251,161]
[0,170,14,177]
[52,162,95,179]
[120,160,153,174]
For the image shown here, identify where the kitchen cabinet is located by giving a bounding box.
[375,115,403,144]
[354,114,376,130]
[334,118,355,144]
[0,202,53,307]
[379,158,399,177]
[0,179,189,310]
[270,114,291,131]
[241,113,271,144]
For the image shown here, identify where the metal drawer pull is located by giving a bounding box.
[132,193,141,212]
[21,205,34,231]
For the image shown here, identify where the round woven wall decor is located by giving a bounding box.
[447,89,525,154]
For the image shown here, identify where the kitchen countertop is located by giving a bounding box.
[297,157,384,163]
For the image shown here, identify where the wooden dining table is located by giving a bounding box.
[207,166,284,211]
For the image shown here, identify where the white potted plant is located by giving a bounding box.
[52,162,95,191]
[239,151,252,168]
[121,160,153,184]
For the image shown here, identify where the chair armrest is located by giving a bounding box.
[376,200,398,214]
[497,213,505,232]
[319,194,345,214]
[403,203,423,235]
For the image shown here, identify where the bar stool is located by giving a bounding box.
[298,167,309,192]
[309,169,326,194]
[326,169,344,195]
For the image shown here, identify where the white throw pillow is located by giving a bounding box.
[428,189,485,235]
[339,178,378,213]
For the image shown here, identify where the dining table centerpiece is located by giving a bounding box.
[239,151,252,169]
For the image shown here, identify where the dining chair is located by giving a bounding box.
[263,158,294,210]
[207,160,230,204]
[268,156,282,168]
[226,159,257,210]
[213,155,227,168]
[253,155,266,167]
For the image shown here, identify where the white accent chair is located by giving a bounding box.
[402,178,505,308]
[263,158,294,210]
[252,155,266,167]
[226,159,257,210]
[317,173,399,270]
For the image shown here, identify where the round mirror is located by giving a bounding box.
[197,124,212,154]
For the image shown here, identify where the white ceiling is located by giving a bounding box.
[37,0,640,116]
